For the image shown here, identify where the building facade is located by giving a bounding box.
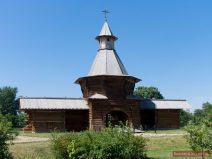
[18,20,191,132]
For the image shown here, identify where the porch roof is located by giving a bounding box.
[140,99,191,110]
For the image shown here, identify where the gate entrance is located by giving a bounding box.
[106,111,128,127]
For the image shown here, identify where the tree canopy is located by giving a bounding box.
[0,87,26,128]
[134,86,164,99]
[179,109,193,127]
[194,102,212,123]
[0,86,18,115]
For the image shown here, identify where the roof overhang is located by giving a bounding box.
[75,75,141,84]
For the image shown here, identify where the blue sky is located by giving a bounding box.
[0,0,211,111]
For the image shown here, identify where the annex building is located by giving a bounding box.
[18,20,191,132]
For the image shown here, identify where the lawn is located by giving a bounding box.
[10,142,53,159]
[9,131,211,159]
[146,136,209,159]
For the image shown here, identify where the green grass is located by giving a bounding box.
[145,128,185,134]
[10,142,54,159]
[146,136,210,159]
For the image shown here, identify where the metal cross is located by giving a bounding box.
[102,10,110,21]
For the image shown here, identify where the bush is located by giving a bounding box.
[51,127,147,159]
[51,132,78,159]
[0,115,15,159]
[185,120,212,152]
[15,112,28,128]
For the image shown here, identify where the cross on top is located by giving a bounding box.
[102,9,110,21]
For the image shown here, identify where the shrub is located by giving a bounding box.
[51,132,79,159]
[15,112,28,128]
[185,120,212,153]
[0,115,15,159]
[51,127,147,159]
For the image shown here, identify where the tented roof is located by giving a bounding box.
[99,21,113,36]
[88,49,128,76]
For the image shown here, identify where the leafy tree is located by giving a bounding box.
[179,109,193,127]
[0,87,27,128]
[194,109,204,119]
[134,86,164,99]
[0,87,18,115]
[193,102,212,124]
[0,115,15,159]
[185,120,212,159]
[202,102,212,122]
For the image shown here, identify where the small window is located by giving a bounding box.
[107,38,110,41]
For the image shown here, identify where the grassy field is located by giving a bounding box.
[146,136,208,159]
[10,142,53,159]
[9,130,211,159]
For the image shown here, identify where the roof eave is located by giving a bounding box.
[75,75,141,84]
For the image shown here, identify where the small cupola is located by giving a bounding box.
[96,21,118,50]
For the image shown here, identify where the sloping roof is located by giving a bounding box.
[99,21,113,36]
[140,99,191,109]
[88,49,128,76]
[19,97,89,110]
[88,93,108,99]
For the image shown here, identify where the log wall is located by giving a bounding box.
[156,109,180,129]
[30,110,65,132]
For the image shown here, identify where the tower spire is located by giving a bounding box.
[102,9,109,21]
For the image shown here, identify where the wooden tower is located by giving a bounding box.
[75,20,141,130]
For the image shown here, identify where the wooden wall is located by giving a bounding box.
[30,110,65,132]
[28,110,89,132]
[65,110,89,131]
[156,109,180,129]
[79,76,136,99]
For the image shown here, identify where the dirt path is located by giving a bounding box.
[11,133,185,143]
[12,136,49,143]
[135,133,186,137]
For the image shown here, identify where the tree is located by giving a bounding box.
[0,115,15,159]
[202,102,212,122]
[134,86,164,99]
[0,87,18,115]
[193,102,212,124]
[179,109,193,127]
[0,86,27,128]
[185,120,212,159]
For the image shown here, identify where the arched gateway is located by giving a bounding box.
[106,111,128,127]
